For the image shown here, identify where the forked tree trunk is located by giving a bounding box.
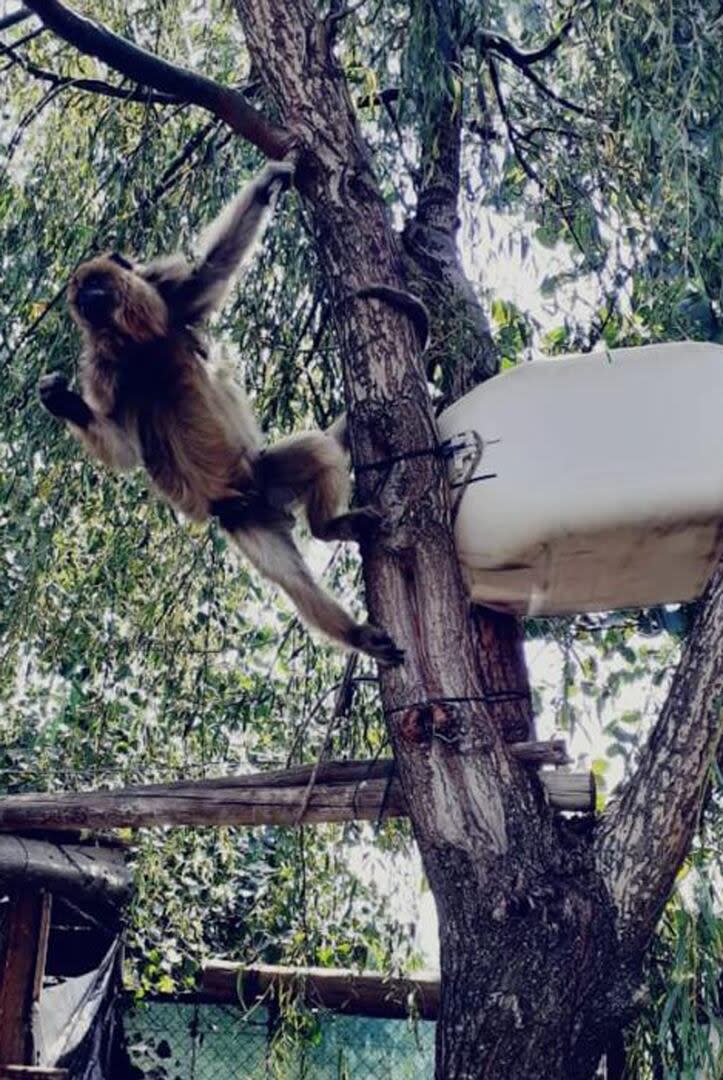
[228,3,723,1078]
[16,1,723,1075]
[230,6,625,1078]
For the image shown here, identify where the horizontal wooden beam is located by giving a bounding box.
[0,1069,69,1079]
[0,761,406,832]
[201,961,440,1021]
[508,739,571,766]
[0,753,593,833]
[0,836,130,907]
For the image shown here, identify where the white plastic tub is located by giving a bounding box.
[438,342,723,615]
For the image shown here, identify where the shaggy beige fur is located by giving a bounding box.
[39,163,402,666]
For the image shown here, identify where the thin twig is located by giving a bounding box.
[507,58,597,120]
[488,58,587,256]
[293,654,359,824]
[476,19,575,68]
[23,0,291,156]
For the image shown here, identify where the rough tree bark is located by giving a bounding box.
[230,4,636,1078]
[17,2,723,1077]
[231,5,723,1077]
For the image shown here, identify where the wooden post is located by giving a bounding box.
[0,892,51,1067]
[0,761,407,831]
[510,740,571,766]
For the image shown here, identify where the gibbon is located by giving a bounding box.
[38,161,403,666]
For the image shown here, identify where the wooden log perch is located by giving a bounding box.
[0,835,130,907]
[0,761,406,832]
[509,739,571,766]
[0,753,592,833]
[540,770,596,811]
[201,961,441,1021]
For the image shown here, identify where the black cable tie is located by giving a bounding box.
[354,436,473,475]
[355,444,441,473]
[385,691,530,716]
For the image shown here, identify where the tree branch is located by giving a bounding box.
[0,7,32,33]
[488,58,587,256]
[145,119,222,203]
[22,0,292,157]
[476,19,574,69]
[402,0,499,399]
[507,58,597,120]
[234,0,544,874]
[398,2,532,747]
[470,13,597,122]
[596,557,723,954]
[0,35,180,102]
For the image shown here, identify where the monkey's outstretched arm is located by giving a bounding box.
[143,161,294,324]
[38,373,139,471]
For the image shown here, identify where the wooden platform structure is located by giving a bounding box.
[0,837,130,1075]
[0,835,129,907]
[0,742,592,1061]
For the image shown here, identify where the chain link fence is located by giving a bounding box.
[124,998,435,1079]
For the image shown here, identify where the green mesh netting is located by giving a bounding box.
[124,999,435,1080]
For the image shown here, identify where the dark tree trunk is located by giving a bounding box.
[231,5,640,1077]
[227,1,723,1076]
[436,873,625,1080]
[400,5,534,748]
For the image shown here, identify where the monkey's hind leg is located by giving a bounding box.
[259,431,382,544]
[228,524,403,666]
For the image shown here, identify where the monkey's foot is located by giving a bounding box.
[38,373,92,427]
[350,623,404,667]
[321,506,383,543]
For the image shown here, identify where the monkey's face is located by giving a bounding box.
[69,254,169,342]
